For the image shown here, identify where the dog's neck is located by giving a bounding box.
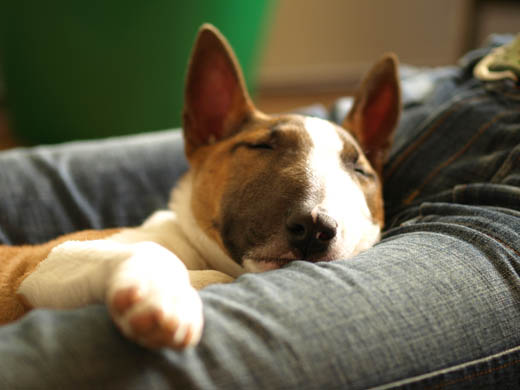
[169,173,245,277]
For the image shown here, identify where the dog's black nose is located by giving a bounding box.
[286,208,338,259]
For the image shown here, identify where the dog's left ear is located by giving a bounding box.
[343,54,401,175]
[183,24,255,158]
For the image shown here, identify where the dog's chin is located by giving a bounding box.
[242,256,296,273]
[241,241,375,273]
[241,250,344,273]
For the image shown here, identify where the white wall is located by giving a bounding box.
[259,0,473,92]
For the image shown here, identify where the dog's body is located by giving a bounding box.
[0,25,400,349]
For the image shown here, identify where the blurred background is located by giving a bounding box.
[1,0,519,150]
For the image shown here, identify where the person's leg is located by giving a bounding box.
[0,130,188,245]
[0,205,519,389]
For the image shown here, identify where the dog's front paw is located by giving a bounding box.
[109,283,203,349]
[107,243,203,349]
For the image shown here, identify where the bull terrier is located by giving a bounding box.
[0,24,400,349]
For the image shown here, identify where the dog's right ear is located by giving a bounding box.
[183,24,254,158]
[343,54,401,175]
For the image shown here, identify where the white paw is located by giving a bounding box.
[106,242,203,349]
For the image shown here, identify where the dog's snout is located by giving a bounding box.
[286,209,338,259]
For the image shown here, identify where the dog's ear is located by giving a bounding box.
[183,24,254,157]
[343,54,401,175]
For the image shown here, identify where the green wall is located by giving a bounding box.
[2,1,273,144]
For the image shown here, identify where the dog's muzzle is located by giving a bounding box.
[286,207,338,260]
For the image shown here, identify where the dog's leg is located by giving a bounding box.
[188,270,235,290]
[18,239,204,349]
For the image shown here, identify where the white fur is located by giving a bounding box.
[110,210,208,270]
[304,117,380,258]
[19,239,131,308]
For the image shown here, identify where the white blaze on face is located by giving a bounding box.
[304,117,380,258]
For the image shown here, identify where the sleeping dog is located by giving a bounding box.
[0,24,400,349]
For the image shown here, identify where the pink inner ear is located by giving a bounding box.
[193,55,236,144]
[363,83,395,149]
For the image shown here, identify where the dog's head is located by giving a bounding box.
[179,24,400,272]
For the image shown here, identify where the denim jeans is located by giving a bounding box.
[0,36,519,389]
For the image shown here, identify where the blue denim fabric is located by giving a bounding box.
[0,36,520,389]
[0,130,188,245]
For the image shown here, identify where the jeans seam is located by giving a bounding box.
[398,212,520,258]
[402,110,520,205]
[455,221,520,258]
[491,145,520,183]
[384,95,489,181]
[500,91,520,100]
[423,358,520,390]
[373,344,520,390]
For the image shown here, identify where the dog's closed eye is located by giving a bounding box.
[245,142,274,150]
[353,165,371,177]
[231,141,274,153]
